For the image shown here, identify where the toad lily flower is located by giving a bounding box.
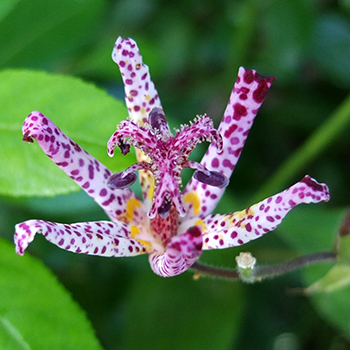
[14,37,330,277]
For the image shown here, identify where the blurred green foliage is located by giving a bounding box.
[1,0,350,349]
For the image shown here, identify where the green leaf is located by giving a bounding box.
[0,69,133,197]
[279,206,350,340]
[0,0,104,69]
[0,238,103,350]
[305,267,350,341]
[304,264,350,294]
[121,271,245,350]
[0,0,19,22]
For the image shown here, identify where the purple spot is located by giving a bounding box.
[224,124,237,138]
[231,231,238,239]
[211,158,219,168]
[230,137,239,145]
[233,103,247,120]
[243,70,254,84]
[88,164,94,180]
[289,200,296,207]
[100,188,107,197]
[222,159,234,170]
[301,176,324,192]
[253,81,269,103]
[275,196,282,203]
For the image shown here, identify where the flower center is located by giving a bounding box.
[107,108,228,218]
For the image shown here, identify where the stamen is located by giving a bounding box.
[185,160,229,188]
[22,131,34,143]
[148,107,172,139]
[158,196,172,218]
[108,108,226,218]
[118,138,130,155]
[108,161,153,189]
[193,170,229,188]
[107,172,137,189]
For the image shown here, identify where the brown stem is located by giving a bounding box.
[191,251,337,281]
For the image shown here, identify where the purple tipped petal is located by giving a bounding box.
[112,37,162,124]
[201,176,329,250]
[23,111,144,223]
[183,67,275,220]
[15,220,148,257]
[148,226,203,277]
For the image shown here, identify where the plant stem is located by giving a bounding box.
[192,251,337,281]
[254,251,336,280]
[192,261,240,279]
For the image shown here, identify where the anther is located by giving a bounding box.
[107,172,137,189]
[193,170,229,188]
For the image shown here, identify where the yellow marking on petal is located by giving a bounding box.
[126,198,141,222]
[147,178,155,199]
[247,207,254,216]
[141,107,146,116]
[194,219,206,233]
[184,192,201,216]
[130,225,139,238]
[136,148,148,163]
[235,207,255,221]
[136,239,152,252]
[145,94,151,101]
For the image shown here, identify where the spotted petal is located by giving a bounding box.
[148,226,203,277]
[190,176,329,250]
[112,36,161,124]
[112,37,161,205]
[183,67,275,220]
[15,220,148,257]
[22,111,144,223]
